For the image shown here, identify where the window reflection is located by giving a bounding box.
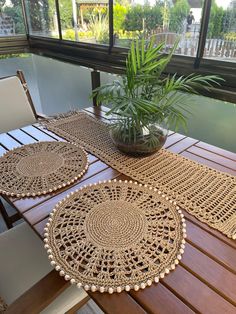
[113,0,203,57]
[61,0,109,45]
[205,0,236,61]
[24,0,59,38]
[0,0,25,36]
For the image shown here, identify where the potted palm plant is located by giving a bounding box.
[92,39,222,155]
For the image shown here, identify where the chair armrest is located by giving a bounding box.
[5,270,69,314]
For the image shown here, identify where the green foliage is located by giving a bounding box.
[92,39,222,145]
[89,13,109,44]
[169,0,190,33]
[124,5,144,31]
[0,1,6,13]
[208,1,225,38]
[0,0,25,34]
[0,53,29,59]
[113,3,128,32]
[59,0,73,29]
[207,0,236,39]
[144,4,162,32]
[123,3,163,33]
[63,29,94,41]
[224,32,236,41]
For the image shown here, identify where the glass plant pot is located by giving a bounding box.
[110,122,168,156]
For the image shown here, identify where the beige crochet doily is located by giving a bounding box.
[44,180,186,294]
[0,141,88,197]
[44,112,236,239]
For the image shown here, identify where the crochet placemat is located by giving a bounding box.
[0,141,88,197]
[44,112,236,239]
[44,180,186,293]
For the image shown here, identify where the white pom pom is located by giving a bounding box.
[91,285,97,292]
[100,286,105,293]
[117,286,122,293]
[154,277,159,283]
[108,287,114,294]
[147,280,152,286]
[140,283,146,289]
[125,285,130,291]
[134,285,139,291]
[84,285,89,291]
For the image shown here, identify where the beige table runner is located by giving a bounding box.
[44,112,236,239]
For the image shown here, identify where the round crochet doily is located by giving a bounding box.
[0,141,88,197]
[44,180,186,294]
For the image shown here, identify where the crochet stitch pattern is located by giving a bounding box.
[44,180,186,293]
[44,112,236,239]
[0,141,88,197]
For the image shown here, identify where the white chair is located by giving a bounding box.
[0,70,41,134]
[0,70,45,229]
[0,222,88,313]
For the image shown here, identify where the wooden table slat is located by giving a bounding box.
[8,129,37,145]
[21,125,56,141]
[33,124,65,142]
[181,243,236,305]
[164,133,186,148]
[181,151,236,176]
[162,266,236,314]
[0,145,6,156]
[130,283,195,314]
[196,141,236,161]
[168,137,199,154]
[187,146,236,171]
[0,133,21,150]
[88,291,147,314]
[186,220,236,274]
[183,210,236,250]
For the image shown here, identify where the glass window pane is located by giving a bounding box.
[24,0,59,38]
[61,0,109,45]
[0,0,25,36]
[204,0,236,62]
[113,0,203,57]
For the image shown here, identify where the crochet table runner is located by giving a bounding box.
[44,180,186,293]
[44,112,236,239]
[0,141,88,197]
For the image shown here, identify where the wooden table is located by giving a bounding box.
[1,106,236,314]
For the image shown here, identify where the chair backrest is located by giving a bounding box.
[0,71,37,134]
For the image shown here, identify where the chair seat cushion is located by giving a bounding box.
[0,222,52,304]
[0,223,87,313]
